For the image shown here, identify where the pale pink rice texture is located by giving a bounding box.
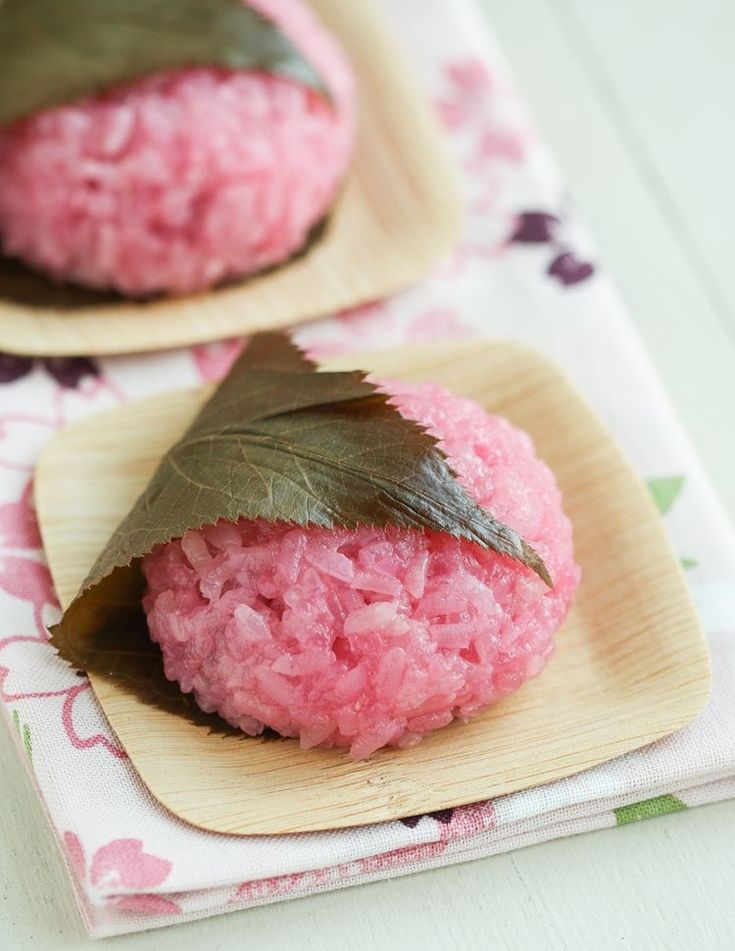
[0,0,354,296]
[143,382,581,759]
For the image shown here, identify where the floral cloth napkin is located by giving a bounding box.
[2,0,734,938]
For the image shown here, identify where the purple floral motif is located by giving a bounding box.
[547,251,596,286]
[43,357,99,389]
[0,353,100,389]
[400,807,455,829]
[508,209,596,287]
[0,354,33,384]
[510,212,560,243]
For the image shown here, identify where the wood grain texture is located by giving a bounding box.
[0,0,461,357]
[34,342,711,835]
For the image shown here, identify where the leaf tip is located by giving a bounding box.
[522,540,553,588]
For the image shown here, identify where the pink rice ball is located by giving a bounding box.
[142,382,580,759]
[0,0,354,296]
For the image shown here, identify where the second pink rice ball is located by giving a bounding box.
[0,0,355,296]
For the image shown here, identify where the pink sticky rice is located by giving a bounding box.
[143,382,580,759]
[0,0,354,296]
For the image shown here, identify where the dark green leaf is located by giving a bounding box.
[0,0,326,127]
[237,328,317,373]
[51,332,550,729]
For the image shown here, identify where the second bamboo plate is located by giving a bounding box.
[0,0,461,356]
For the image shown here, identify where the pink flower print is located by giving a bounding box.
[64,830,87,881]
[447,59,493,95]
[0,554,57,633]
[436,57,529,234]
[233,871,305,903]
[473,127,526,166]
[443,800,497,838]
[437,57,529,167]
[63,832,181,917]
[192,339,244,382]
[406,307,473,342]
[335,299,392,344]
[359,801,497,874]
[0,479,41,550]
[436,59,493,129]
[357,836,447,874]
[0,553,53,602]
[61,682,127,759]
[233,804,496,904]
[90,839,172,891]
[114,894,182,916]
[302,299,395,358]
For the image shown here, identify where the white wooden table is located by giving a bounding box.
[2,0,735,946]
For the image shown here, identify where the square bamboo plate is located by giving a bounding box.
[0,0,461,357]
[35,342,710,834]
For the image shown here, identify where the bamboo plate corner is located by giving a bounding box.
[0,0,462,357]
[35,342,710,835]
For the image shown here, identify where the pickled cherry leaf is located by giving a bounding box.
[0,0,327,127]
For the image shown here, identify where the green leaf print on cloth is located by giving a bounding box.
[12,709,32,761]
[647,475,696,569]
[647,475,685,515]
[614,794,687,826]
